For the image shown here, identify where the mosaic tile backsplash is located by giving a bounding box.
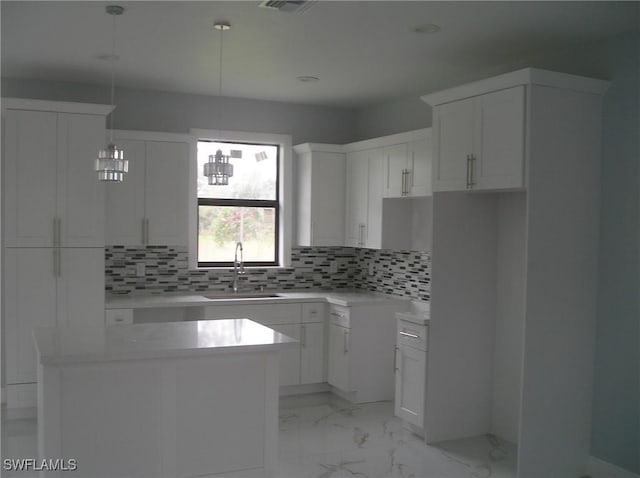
[105,246,431,301]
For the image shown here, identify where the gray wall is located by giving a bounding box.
[588,31,639,474]
[1,78,357,145]
[353,96,431,141]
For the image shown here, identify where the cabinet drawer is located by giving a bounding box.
[329,305,350,327]
[302,302,326,323]
[105,309,134,326]
[397,319,428,351]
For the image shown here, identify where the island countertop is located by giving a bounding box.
[35,318,298,365]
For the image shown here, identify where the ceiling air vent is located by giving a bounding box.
[258,0,316,13]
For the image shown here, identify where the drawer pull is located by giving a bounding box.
[399,330,420,339]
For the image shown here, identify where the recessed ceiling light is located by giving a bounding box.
[297,76,319,83]
[411,23,441,34]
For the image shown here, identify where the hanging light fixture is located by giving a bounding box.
[204,149,242,186]
[203,21,241,186]
[95,5,128,182]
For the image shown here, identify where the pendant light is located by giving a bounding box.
[203,21,241,186]
[95,5,128,182]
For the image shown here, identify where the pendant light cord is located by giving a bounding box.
[218,26,223,96]
[109,9,117,145]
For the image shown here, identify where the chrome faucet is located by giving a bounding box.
[232,241,245,293]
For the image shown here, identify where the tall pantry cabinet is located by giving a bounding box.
[422,69,609,478]
[2,99,111,409]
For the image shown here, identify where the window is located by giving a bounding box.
[197,140,279,267]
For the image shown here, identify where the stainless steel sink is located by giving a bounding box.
[203,292,281,300]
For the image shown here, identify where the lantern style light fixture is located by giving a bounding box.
[203,21,241,186]
[204,149,242,186]
[95,5,128,182]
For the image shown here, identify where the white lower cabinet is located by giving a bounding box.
[328,322,351,392]
[196,301,327,387]
[327,302,407,403]
[300,322,326,384]
[394,319,428,429]
[301,302,327,384]
[270,323,302,386]
[4,247,105,408]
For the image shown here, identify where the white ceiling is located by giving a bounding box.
[1,1,638,108]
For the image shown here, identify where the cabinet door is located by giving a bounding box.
[56,248,105,328]
[309,152,346,246]
[473,86,525,190]
[366,149,384,249]
[300,322,326,384]
[144,141,189,246]
[394,345,426,427]
[382,143,409,198]
[345,151,368,247]
[328,323,351,392]
[408,132,432,197]
[3,110,58,247]
[269,324,301,387]
[4,248,57,384]
[432,98,474,192]
[105,139,146,245]
[57,113,106,247]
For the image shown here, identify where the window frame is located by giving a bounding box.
[188,129,292,270]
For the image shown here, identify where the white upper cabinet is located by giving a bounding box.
[382,143,409,198]
[382,130,432,198]
[106,131,190,246]
[293,144,346,247]
[145,140,189,246]
[430,86,525,192]
[3,101,110,247]
[407,130,433,197]
[344,150,369,248]
[344,148,383,249]
[57,113,108,246]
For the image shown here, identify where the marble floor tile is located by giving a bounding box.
[2,393,517,478]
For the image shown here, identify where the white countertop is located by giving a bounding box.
[105,289,411,309]
[34,319,297,365]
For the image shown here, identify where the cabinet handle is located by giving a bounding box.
[52,248,61,278]
[301,325,307,348]
[311,222,316,246]
[399,330,420,339]
[466,154,476,189]
[343,330,349,354]
[53,217,61,247]
[142,218,150,245]
[394,346,399,372]
[358,223,365,247]
[330,312,346,319]
[469,154,476,187]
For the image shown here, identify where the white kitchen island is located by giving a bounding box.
[34,319,296,478]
